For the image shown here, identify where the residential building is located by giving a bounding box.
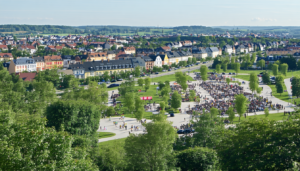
[149,54,163,67]
[192,47,208,59]
[86,52,108,61]
[0,53,14,61]
[107,51,117,60]
[142,56,154,70]
[223,45,233,54]
[130,57,145,69]
[33,57,45,71]
[206,47,220,58]
[44,55,63,69]
[0,45,8,51]
[16,72,36,81]
[82,60,134,78]
[9,57,36,74]
[69,64,85,79]
[123,47,136,54]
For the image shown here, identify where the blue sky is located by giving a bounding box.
[1,0,299,26]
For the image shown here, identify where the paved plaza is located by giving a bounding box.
[99,72,296,142]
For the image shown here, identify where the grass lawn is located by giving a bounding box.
[150,74,194,82]
[231,112,288,123]
[97,132,116,139]
[233,75,250,81]
[268,84,290,102]
[98,138,127,152]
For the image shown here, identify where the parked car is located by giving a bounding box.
[106,81,111,84]
[168,69,172,71]
[203,62,207,64]
[117,78,123,81]
[196,63,199,65]
[155,72,159,74]
[162,70,166,72]
[232,73,236,75]
[229,73,232,75]
[107,84,120,88]
[177,129,195,134]
[111,80,116,82]
[222,73,225,75]
[290,77,294,82]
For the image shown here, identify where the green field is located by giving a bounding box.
[150,74,193,82]
[229,112,289,123]
[97,132,116,139]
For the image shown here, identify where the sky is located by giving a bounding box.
[1,0,299,27]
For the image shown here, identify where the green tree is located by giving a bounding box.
[210,107,219,119]
[144,77,151,92]
[176,147,218,171]
[171,91,181,110]
[0,113,98,170]
[272,64,278,76]
[106,106,115,116]
[134,96,144,120]
[187,57,192,65]
[200,65,208,81]
[215,64,221,73]
[227,107,235,123]
[257,59,265,70]
[226,77,230,85]
[189,90,196,101]
[46,100,101,136]
[249,73,258,93]
[124,93,135,114]
[124,119,177,170]
[134,66,141,77]
[192,57,197,64]
[217,117,300,170]
[234,62,240,75]
[222,63,228,72]
[264,108,269,117]
[137,78,144,87]
[234,94,249,122]
[276,82,284,96]
[280,63,288,76]
[262,71,271,84]
[292,76,300,98]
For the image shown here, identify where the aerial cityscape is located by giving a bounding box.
[1,0,300,170]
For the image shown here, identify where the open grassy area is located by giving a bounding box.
[97,132,116,139]
[233,75,250,81]
[98,138,126,152]
[231,112,288,123]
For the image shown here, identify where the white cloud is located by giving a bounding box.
[251,17,277,22]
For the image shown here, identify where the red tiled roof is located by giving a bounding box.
[0,53,13,58]
[44,55,62,61]
[16,73,36,81]
[0,45,8,49]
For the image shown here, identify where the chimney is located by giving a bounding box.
[108,59,110,62]
[102,59,104,63]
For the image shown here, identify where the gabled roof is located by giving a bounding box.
[44,55,62,61]
[16,73,36,81]
[33,57,44,62]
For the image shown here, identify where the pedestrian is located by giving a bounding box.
[184,118,186,121]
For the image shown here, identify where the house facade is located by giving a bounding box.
[223,45,233,54]
[0,53,14,61]
[33,57,45,71]
[44,55,63,69]
[86,52,107,61]
[69,64,85,79]
[206,47,220,58]
[149,55,163,67]
[123,47,136,54]
[82,60,134,78]
[9,57,37,74]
